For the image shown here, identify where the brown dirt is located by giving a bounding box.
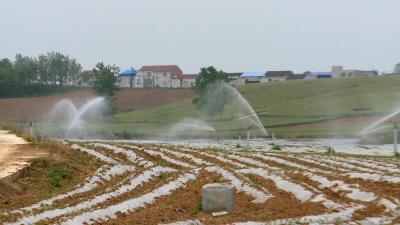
[0,90,95,121]
[351,203,386,221]
[114,89,195,112]
[103,169,326,225]
[0,146,99,214]
[0,89,195,121]
[286,172,355,205]
[336,176,400,199]
[267,153,342,172]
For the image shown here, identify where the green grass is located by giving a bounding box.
[103,75,400,138]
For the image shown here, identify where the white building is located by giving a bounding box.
[331,66,378,78]
[133,65,183,88]
[240,72,266,83]
[181,74,197,88]
[118,68,136,88]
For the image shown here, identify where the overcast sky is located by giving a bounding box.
[1,0,399,73]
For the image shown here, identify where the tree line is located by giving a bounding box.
[0,52,122,97]
[0,52,82,97]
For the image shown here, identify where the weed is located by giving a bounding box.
[47,163,73,188]
[271,144,281,151]
[326,147,336,155]
[191,202,203,216]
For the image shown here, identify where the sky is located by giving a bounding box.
[1,0,399,74]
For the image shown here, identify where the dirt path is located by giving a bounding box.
[0,130,46,179]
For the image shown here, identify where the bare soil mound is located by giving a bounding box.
[114,89,195,112]
[0,89,195,121]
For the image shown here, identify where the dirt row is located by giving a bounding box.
[3,142,399,225]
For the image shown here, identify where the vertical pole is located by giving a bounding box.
[247,129,250,149]
[29,121,33,136]
[394,124,398,156]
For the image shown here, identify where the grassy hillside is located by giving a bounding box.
[109,75,400,138]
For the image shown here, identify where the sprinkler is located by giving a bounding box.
[394,123,398,157]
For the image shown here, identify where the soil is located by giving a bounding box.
[0,140,99,214]
[114,89,195,112]
[104,170,326,225]
[0,130,47,179]
[0,89,195,121]
[0,90,95,121]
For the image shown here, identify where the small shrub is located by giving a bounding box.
[236,144,241,148]
[326,147,336,155]
[191,202,203,216]
[271,144,281,151]
[47,163,73,188]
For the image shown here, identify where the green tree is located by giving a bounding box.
[193,67,232,117]
[194,66,229,92]
[394,63,400,74]
[92,62,120,97]
[45,52,82,86]
[0,58,17,95]
[14,54,38,86]
[79,70,95,84]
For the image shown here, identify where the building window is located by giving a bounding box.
[137,79,142,85]
[163,72,167,77]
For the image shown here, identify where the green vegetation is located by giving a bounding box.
[4,74,400,138]
[193,67,231,117]
[107,75,400,138]
[191,202,203,216]
[271,144,282,151]
[0,52,82,97]
[92,63,120,97]
[47,162,73,187]
[194,66,229,92]
[326,147,336,155]
[394,62,400,74]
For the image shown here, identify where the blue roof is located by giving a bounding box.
[312,72,331,76]
[240,72,265,78]
[119,68,137,77]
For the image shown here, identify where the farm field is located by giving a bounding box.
[110,76,400,138]
[1,141,399,224]
[2,76,400,138]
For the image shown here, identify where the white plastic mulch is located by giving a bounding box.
[303,172,377,202]
[130,146,196,169]
[237,168,313,202]
[61,170,199,225]
[93,143,154,167]
[70,144,117,165]
[7,166,175,225]
[232,205,364,225]
[181,148,247,168]
[205,166,272,203]
[159,147,213,166]
[12,164,134,214]
[265,153,400,184]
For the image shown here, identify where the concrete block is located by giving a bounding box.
[202,183,235,214]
